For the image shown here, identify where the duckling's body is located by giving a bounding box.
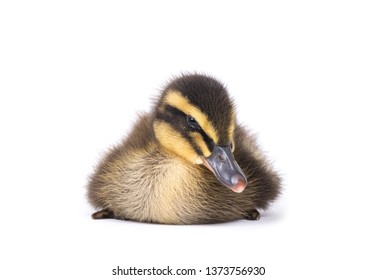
[88,74,281,224]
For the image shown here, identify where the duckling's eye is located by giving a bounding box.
[186,115,201,130]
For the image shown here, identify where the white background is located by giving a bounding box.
[1,1,375,279]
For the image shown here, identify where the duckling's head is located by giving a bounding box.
[153,74,247,193]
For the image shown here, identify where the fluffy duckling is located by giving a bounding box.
[87,74,281,224]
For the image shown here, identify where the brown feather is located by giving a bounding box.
[87,74,281,224]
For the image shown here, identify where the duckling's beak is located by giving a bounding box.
[203,145,247,193]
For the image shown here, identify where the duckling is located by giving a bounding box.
[87,74,281,224]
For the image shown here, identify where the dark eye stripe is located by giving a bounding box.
[164,105,186,118]
[199,129,214,152]
[157,105,214,154]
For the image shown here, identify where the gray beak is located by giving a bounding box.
[203,145,247,193]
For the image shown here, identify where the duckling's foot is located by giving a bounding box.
[245,209,260,220]
[92,208,115,219]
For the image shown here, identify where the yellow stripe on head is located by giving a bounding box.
[190,132,211,157]
[228,111,236,151]
[164,91,219,144]
[153,121,202,164]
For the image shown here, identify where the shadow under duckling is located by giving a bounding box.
[87,74,281,224]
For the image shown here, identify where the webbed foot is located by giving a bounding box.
[92,208,115,219]
[245,209,260,220]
